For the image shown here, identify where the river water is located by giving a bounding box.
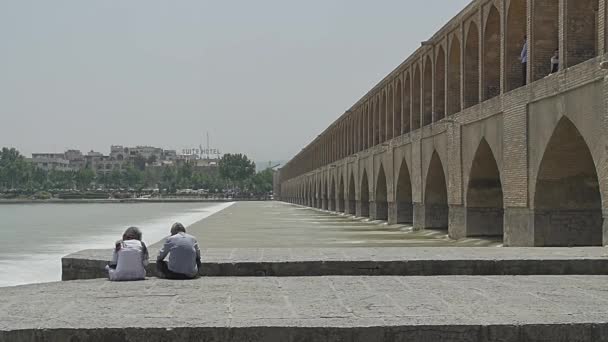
[0,202,234,287]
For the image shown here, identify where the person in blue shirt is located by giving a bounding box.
[156,223,201,279]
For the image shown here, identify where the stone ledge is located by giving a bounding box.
[2,276,608,342]
[61,247,608,280]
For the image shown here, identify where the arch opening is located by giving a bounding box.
[533,118,603,246]
[348,172,356,215]
[378,93,387,143]
[466,139,504,239]
[338,175,345,213]
[447,37,462,116]
[566,0,599,67]
[395,159,413,224]
[483,5,501,101]
[424,152,449,229]
[465,22,480,108]
[394,81,402,137]
[322,180,328,210]
[532,0,558,82]
[360,170,370,217]
[435,47,446,121]
[506,0,527,91]
[412,66,422,130]
[386,89,394,141]
[423,56,433,126]
[329,177,336,211]
[403,73,411,133]
[374,100,380,146]
[374,165,389,221]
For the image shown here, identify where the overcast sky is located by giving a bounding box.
[0,0,470,163]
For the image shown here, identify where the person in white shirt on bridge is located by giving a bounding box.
[105,227,149,281]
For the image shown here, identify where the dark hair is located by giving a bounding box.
[170,222,186,235]
[123,226,142,241]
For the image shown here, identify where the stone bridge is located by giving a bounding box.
[278,0,608,247]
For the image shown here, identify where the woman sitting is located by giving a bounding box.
[105,227,149,281]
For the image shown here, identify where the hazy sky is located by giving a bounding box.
[0,0,470,163]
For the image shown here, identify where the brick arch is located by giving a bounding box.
[464,21,480,108]
[505,0,527,91]
[359,168,370,217]
[322,177,329,210]
[394,79,403,137]
[395,158,413,224]
[447,35,461,116]
[424,151,449,229]
[374,163,389,221]
[412,64,422,130]
[435,45,446,121]
[533,117,603,246]
[566,0,599,67]
[483,4,501,101]
[403,71,412,133]
[423,55,433,126]
[466,138,504,239]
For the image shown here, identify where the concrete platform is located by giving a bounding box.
[62,247,608,280]
[2,275,608,341]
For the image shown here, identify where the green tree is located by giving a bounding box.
[109,169,122,189]
[74,168,95,190]
[122,166,143,189]
[219,154,256,184]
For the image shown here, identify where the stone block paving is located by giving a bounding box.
[2,276,608,341]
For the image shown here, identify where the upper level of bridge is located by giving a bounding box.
[281,0,607,181]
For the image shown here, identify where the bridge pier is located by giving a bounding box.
[448,205,466,239]
[503,208,534,247]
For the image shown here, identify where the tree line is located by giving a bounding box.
[0,147,274,197]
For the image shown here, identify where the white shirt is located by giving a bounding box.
[106,240,149,281]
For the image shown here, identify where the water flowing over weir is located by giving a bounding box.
[0,202,234,287]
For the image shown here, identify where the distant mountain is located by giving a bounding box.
[255,160,286,172]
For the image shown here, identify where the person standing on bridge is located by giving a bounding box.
[106,226,149,281]
[156,222,202,279]
[520,35,528,86]
[550,48,559,75]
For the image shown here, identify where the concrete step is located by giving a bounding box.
[62,247,608,280]
[2,275,608,342]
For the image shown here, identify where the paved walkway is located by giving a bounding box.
[176,201,500,248]
[2,276,608,341]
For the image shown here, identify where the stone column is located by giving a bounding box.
[413,202,425,230]
[504,207,535,247]
[388,202,398,224]
[448,205,466,239]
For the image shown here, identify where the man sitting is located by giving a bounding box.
[156,223,201,279]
